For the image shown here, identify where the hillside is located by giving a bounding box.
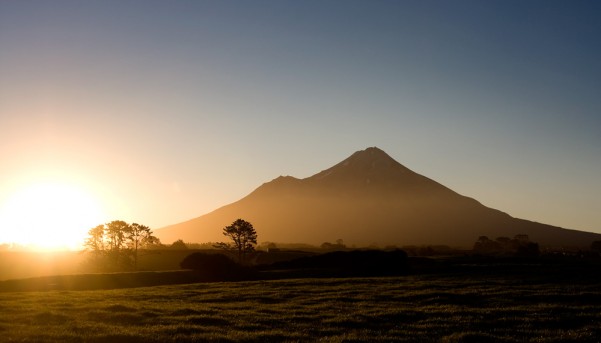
[156,147,601,248]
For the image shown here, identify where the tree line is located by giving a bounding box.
[84,220,160,271]
[82,218,258,271]
[473,234,539,257]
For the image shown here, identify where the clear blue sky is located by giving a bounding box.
[1,1,600,239]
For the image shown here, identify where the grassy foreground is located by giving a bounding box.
[1,273,600,342]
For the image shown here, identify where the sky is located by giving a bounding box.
[1,0,600,243]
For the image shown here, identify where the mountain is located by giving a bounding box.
[156,147,601,248]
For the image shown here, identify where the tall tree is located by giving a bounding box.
[126,223,158,270]
[105,220,130,267]
[83,220,159,271]
[84,224,106,271]
[214,219,257,264]
[105,220,129,251]
[84,224,105,252]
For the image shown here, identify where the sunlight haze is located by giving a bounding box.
[0,181,106,250]
[1,1,600,248]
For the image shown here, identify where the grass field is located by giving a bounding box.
[1,271,600,342]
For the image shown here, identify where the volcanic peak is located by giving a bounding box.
[155,146,601,247]
[305,146,418,187]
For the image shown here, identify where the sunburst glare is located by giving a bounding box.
[0,182,105,250]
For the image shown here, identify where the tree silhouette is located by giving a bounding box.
[84,224,105,252]
[83,220,158,271]
[105,220,130,268]
[473,234,539,256]
[170,239,188,250]
[106,220,128,252]
[84,224,106,271]
[214,219,257,264]
[126,223,158,270]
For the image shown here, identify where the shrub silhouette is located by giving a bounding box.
[180,252,254,281]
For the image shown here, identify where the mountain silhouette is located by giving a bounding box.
[156,147,600,248]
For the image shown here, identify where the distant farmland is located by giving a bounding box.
[1,272,600,342]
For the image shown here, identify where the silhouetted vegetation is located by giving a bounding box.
[473,234,539,257]
[254,249,315,265]
[402,245,459,257]
[83,220,160,271]
[184,242,223,249]
[128,223,159,269]
[213,219,257,264]
[320,238,347,251]
[170,239,188,250]
[3,250,601,291]
[261,249,409,277]
[262,242,279,252]
[180,252,255,281]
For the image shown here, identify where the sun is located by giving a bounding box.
[0,182,106,250]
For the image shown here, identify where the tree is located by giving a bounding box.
[105,220,129,252]
[126,223,158,270]
[84,224,105,252]
[214,219,257,264]
[473,234,539,257]
[170,239,188,250]
[473,236,501,254]
[320,239,346,251]
[83,220,158,271]
[104,220,130,268]
[84,224,106,271]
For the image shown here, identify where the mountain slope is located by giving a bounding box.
[156,147,600,248]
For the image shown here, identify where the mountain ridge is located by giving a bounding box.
[156,147,600,248]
